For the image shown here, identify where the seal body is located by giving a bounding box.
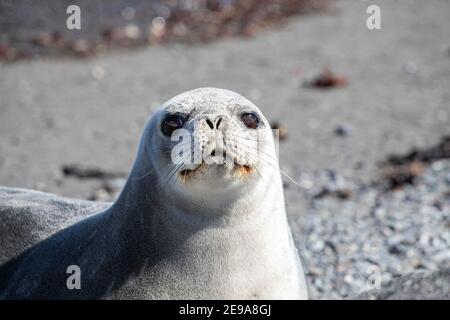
[0,88,308,299]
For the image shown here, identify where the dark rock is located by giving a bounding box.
[334,124,351,137]
[304,67,348,89]
[61,164,126,180]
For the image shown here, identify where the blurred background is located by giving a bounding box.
[0,0,449,299]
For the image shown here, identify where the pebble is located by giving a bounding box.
[121,6,136,21]
[91,188,110,202]
[445,173,450,185]
[403,61,418,74]
[432,250,450,263]
[334,124,351,137]
[70,39,90,55]
[91,66,106,80]
[33,32,53,47]
[123,24,141,40]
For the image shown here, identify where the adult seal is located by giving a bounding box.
[0,88,308,299]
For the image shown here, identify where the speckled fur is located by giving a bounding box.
[0,88,308,299]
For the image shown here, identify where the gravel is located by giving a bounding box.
[290,160,450,299]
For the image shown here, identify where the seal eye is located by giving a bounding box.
[240,112,260,129]
[161,114,185,137]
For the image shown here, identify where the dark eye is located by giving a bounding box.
[161,114,186,136]
[240,112,260,129]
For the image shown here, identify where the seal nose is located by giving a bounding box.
[206,118,214,129]
[202,115,229,165]
[204,116,225,130]
[215,116,223,129]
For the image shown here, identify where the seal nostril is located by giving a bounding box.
[216,117,222,129]
[206,119,214,129]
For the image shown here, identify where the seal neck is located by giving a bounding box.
[112,169,284,228]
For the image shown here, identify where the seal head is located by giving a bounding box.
[131,88,280,214]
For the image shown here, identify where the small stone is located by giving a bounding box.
[403,61,418,74]
[305,67,348,89]
[94,43,107,55]
[433,250,450,263]
[51,32,64,45]
[102,27,124,42]
[121,6,135,21]
[431,237,443,248]
[445,174,450,185]
[92,188,111,202]
[298,173,314,190]
[0,44,18,60]
[334,124,351,137]
[173,23,187,37]
[156,6,171,19]
[33,32,53,47]
[123,24,141,40]
[344,274,354,284]
[419,233,431,246]
[149,17,166,43]
[431,161,445,172]
[91,66,106,80]
[152,17,166,33]
[314,277,324,288]
[70,39,90,55]
[311,239,325,252]
[388,244,405,255]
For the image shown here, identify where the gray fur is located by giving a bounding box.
[0,88,308,299]
[0,187,109,265]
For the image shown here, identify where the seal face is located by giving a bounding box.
[0,88,308,300]
[145,88,279,206]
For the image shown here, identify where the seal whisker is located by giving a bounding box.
[255,152,301,187]
[241,149,278,186]
[133,157,177,181]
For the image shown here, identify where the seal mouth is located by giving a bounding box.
[179,162,253,181]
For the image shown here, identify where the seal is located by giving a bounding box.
[0,88,308,299]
